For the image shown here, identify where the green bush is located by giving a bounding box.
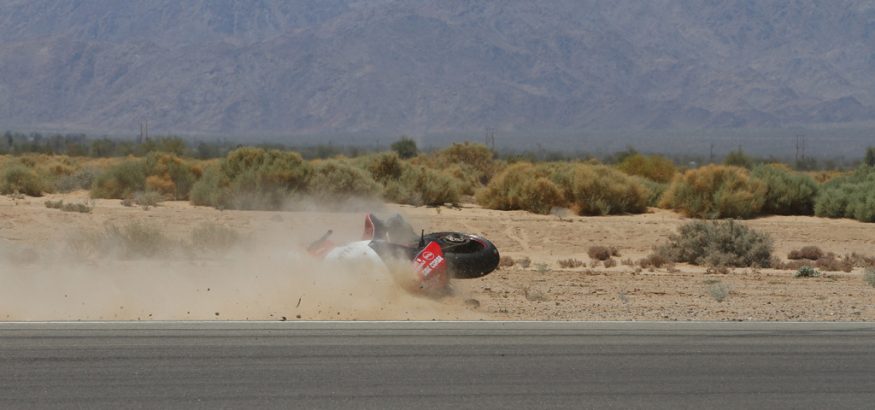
[655,220,773,267]
[1,164,44,196]
[391,136,418,159]
[814,167,875,222]
[189,166,229,208]
[660,165,766,219]
[795,266,820,278]
[751,164,818,215]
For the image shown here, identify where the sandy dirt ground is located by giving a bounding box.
[1,191,874,321]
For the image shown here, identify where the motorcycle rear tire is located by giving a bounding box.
[422,232,500,278]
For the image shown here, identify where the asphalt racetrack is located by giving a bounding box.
[1,321,874,409]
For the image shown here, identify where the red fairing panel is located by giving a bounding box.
[413,241,449,290]
[362,214,375,240]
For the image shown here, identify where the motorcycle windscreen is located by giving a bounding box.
[413,241,449,290]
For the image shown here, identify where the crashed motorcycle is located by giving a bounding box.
[307,214,500,292]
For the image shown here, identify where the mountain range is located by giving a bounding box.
[1,0,875,141]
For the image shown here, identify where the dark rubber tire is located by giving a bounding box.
[422,232,500,279]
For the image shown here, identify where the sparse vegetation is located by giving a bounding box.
[189,222,241,253]
[70,222,173,259]
[45,199,64,209]
[794,266,820,278]
[788,246,824,260]
[707,282,729,302]
[587,245,618,261]
[638,253,667,269]
[655,220,773,268]
[516,256,532,269]
[558,258,584,268]
[45,199,93,213]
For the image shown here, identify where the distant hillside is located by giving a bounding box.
[2,0,875,139]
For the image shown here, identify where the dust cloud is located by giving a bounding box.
[0,201,481,321]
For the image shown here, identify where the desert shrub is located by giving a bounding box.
[558,258,584,268]
[71,223,173,259]
[751,164,818,215]
[45,199,63,209]
[655,220,773,268]
[616,153,677,183]
[189,222,241,253]
[567,164,649,215]
[633,176,667,207]
[588,245,618,261]
[143,152,198,200]
[435,142,497,184]
[708,282,729,302]
[723,148,754,169]
[60,202,93,213]
[222,147,311,192]
[55,167,100,193]
[845,253,875,268]
[813,252,853,272]
[308,159,381,201]
[189,166,228,208]
[516,256,532,268]
[478,162,649,215]
[788,246,824,260]
[190,148,313,210]
[366,152,403,183]
[1,164,44,196]
[638,253,667,268]
[91,158,147,199]
[814,167,875,222]
[659,165,766,219]
[383,163,460,206]
[795,266,820,278]
[122,191,163,209]
[407,142,499,195]
[476,163,565,214]
[603,258,617,268]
